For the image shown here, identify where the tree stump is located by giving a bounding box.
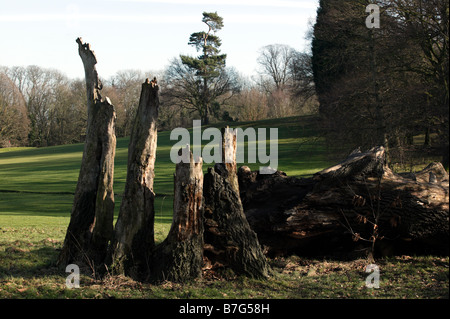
[151,147,204,282]
[203,127,270,278]
[59,38,116,268]
[110,78,159,278]
[238,147,449,258]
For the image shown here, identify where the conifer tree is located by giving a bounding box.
[180,12,227,125]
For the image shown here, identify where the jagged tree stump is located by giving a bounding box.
[110,78,159,278]
[59,38,116,267]
[151,148,204,282]
[203,127,270,278]
[239,147,449,258]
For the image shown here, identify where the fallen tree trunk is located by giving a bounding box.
[239,147,449,258]
[58,38,116,267]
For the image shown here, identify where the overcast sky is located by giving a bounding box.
[0,0,319,80]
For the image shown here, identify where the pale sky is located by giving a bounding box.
[0,0,319,80]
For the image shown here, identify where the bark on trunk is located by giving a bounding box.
[110,78,159,278]
[58,38,116,267]
[203,127,270,278]
[151,147,204,282]
[239,147,449,258]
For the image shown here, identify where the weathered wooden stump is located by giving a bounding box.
[203,127,270,278]
[110,78,159,278]
[59,38,116,268]
[151,147,204,282]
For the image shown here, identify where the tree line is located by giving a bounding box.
[312,0,449,167]
[1,12,316,148]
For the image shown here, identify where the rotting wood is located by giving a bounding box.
[203,127,270,278]
[110,77,159,279]
[238,147,449,258]
[151,146,204,282]
[59,38,116,268]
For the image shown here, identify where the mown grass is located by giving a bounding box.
[0,115,328,194]
[0,115,448,299]
[0,115,329,226]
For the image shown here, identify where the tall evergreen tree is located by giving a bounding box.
[180,12,227,125]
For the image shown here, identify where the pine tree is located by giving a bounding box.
[180,12,227,125]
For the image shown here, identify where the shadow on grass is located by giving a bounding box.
[0,244,61,279]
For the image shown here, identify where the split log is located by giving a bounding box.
[151,147,204,282]
[59,38,116,267]
[239,147,449,258]
[110,78,159,278]
[203,128,270,278]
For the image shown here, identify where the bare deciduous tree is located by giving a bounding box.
[0,71,29,147]
[257,44,296,92]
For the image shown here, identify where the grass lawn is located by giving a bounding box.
[0,115,448,299]
[0,115,329,225]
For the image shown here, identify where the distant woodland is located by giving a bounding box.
[0,42,316,148]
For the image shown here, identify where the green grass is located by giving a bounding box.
[0,225,448,299]
[0,115,448,299]
[0,117,321,192]
[0,115,329,216]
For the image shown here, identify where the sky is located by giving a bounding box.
[0,0,319,80]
